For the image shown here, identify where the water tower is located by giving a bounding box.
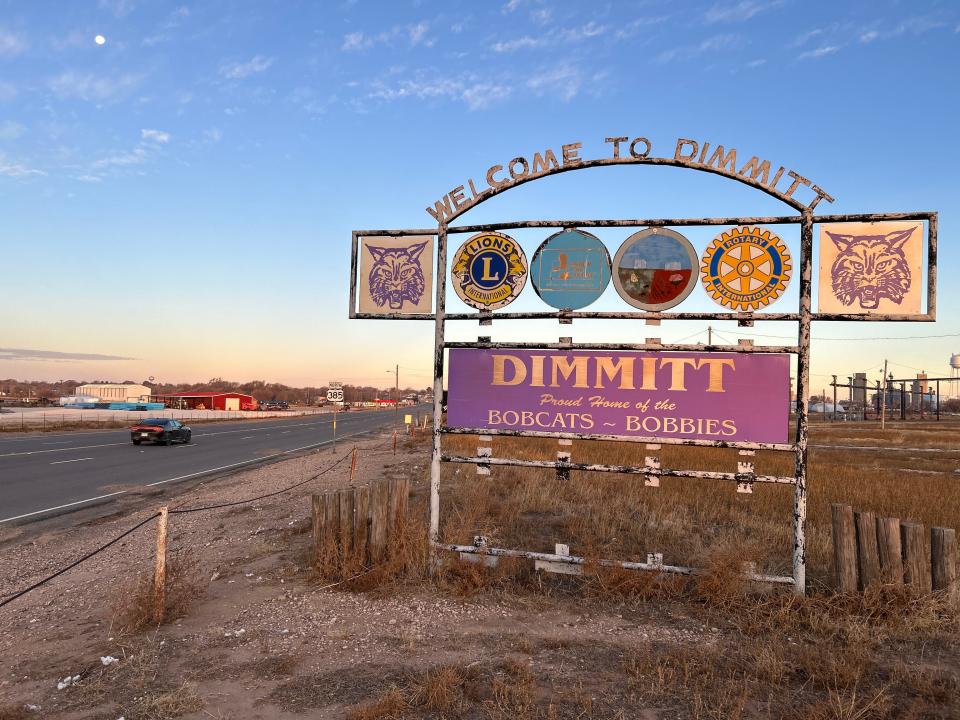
[951,354,960,399]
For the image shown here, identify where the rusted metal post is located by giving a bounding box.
[831,504,857,592]
[153,506,168,624]
[428,222,448,563]
[393,430,397,456]
[792,209,813,595]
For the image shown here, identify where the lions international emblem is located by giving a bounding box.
[451,231,527,310]
[701,226,791,311]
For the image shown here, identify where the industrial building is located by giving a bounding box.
[75,383,151,402]
[151,391,257,411]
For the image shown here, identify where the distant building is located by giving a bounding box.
[852,373,867,407]
[75,383,151,402]
[151,391,257,411]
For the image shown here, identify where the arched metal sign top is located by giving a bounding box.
[425,136,836,224]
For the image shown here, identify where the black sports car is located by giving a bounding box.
[130,418,192,445]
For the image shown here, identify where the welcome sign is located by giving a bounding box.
[447,349,790,444]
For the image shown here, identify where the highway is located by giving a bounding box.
[0,407,425,525]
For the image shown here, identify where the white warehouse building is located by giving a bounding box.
[75,383,151,402]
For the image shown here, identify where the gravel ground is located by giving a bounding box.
[0,431,712,719]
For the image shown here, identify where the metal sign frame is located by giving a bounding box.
[350,158,938,595]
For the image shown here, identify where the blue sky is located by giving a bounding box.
[0,0,958,392]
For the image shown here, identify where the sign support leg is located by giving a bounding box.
[429,223,448,565]
[792,210,813,596]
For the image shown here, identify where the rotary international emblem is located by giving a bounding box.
[451,231,527,310]
[701,226,791,311]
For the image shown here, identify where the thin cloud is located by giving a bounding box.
[798,44,840,60]
[220,55,274,80]
[342,32,370,51]
[657,33,736,63]
[494,22,609,53]
[492,36,545,52]
[48,71,143,101]
[140,128,170,143]
[526,63,582,102]
[368,72,512,111]
[0,154,45,179]
[0,347,135,362]
[462,83,512,110]
[342,22,435,51]
[76,174,103,183]
[0,81,16,101]
[705,0,784,23]
[98,0,136,18]
[0,28,28,56]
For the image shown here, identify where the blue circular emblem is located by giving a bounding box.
[530,229,612,310]
[469,251,509,290]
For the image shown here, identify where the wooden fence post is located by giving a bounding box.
[393,430,397,455]
[153,506,169,624]
[354,486,370,564]
[311,494,323,566]
[369,479,390,562]
[931,527,957,601]
[831,504,858,592]
[350,448,358,482]
[854,510,880,589]
[901,521,932,592]
[338,489,355,560]
[876,517,903,584]
[388,477,409,536]
[323,492,339,561]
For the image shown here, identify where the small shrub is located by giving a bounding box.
[113,550,206,632]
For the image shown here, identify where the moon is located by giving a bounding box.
[94,35,106,45]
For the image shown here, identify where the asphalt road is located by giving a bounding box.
[0,407,426,524]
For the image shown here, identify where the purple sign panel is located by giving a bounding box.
[447,349,790,444]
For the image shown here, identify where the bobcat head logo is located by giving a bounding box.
[366,241,428,310]
[827,227,914,310]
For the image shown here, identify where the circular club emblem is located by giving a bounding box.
[451,231,527,310]
[612,228,698,310]
[530,229,611,310]
[701,225,792,311]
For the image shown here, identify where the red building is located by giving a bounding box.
[152,392,258,411]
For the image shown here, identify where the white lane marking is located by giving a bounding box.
[42,441,73,446]
[0,442,128,458]
[0,491,128,524]
[50,457,94,465]
[241,436,254,439]
[281,431,291,434]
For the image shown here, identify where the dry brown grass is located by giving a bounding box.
[0,705,30,720]
[112,550,206,633]
[436,420,960,588]
[346,660,543,720]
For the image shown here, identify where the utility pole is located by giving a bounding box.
[707,325,712,345]
[395,364,399,424]
[832,375,837,422]
[880,359,888,430]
